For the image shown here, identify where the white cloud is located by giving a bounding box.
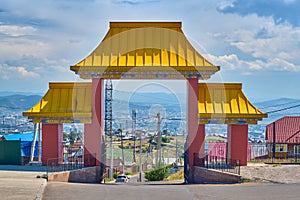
[206,53,299,73]
[16,66,40,77]
[0,25,36,37]
[0,0,299,99]
[0,64,40,80]
[205,16,300,73]
[0,37,50,61]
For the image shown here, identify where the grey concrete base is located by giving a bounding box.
[189,166,241,184]
[48,166,102,183]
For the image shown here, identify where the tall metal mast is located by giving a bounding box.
[104,79,113,179]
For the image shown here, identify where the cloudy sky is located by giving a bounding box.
[0,0,300,101]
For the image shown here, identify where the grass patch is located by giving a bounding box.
[104,178,114,183]
[241,178,251,183]
[272,163,281,167]
[166,169,184,181]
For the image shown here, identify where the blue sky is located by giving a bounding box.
[0,0,300,101]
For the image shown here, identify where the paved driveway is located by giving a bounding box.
[0,165,46,200]
[43,181,300,200]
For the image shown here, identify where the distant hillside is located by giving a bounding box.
[113,91,186,117]
[0,95,42,112]
[0,91,43,97]
[1,90,300,125]
[114,90,186,105]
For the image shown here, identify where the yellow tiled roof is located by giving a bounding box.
[23,82,92,123]
[198,83,267,124]
[70,22,220,79]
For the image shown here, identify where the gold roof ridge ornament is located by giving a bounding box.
[70,21,220,79]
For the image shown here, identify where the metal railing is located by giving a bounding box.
[46,153,98,174]
[194,153,240,175]
[46,157,84,174]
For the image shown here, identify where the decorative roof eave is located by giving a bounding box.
[70,22,220,79]
[27,117,91,124]
[199,118,261,125]
[23,82,92,124]
[198,83,268,125]
[72,65,220,80]
[199,113,267,119]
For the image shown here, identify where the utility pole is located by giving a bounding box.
[139,131,143,182]
[156,112,161,166]
[104,80,113,179]
[132,110,137,162]
[175,138,178,165]
[272,122,276,160]
[119,125,125,173]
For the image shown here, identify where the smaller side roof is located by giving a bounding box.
[266,116,300,144]
[3,132,34,141]
[198,83,267,124]
[23,82,92,124]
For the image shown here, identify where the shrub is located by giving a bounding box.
[161,136,170,143]
[145,165,170,181]
[113,172,119,179]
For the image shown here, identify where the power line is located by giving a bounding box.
[266,103,300,114]
[258,100,300,109]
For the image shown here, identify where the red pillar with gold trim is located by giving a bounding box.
[84,78,103,167]
[227,124,248,166]
[187,78,205,167]
[42,124,63,165]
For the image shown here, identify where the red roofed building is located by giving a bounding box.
[266,116,300,158]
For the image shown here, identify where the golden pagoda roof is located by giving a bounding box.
[198,83,267,124]
[23,82,92,123]
[70,22,220,79]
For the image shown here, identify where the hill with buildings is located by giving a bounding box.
[1,90,300,139]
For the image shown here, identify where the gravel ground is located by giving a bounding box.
[240,163,300,184]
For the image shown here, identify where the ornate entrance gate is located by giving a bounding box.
[23,22,267,183]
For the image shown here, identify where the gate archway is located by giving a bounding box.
[23,22,267,183]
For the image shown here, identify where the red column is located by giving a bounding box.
[84,78,103,167]
[41,124,63,166]
[187,78,205,167]
[227,124,248,166]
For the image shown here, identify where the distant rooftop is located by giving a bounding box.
[3,132,34,141]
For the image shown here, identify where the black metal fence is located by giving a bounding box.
[194,153,240,175]
[46,156,84,174]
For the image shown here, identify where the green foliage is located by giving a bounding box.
[161,136,170,143]
[145,165,170,181]
[241,178,251,183]
[113,172,119,179]
[64,131,83,144]
[142,145,149,153]
[272,163,282,167]
[104,178,114,183]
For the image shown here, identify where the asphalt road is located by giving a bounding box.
[43,182,300,200]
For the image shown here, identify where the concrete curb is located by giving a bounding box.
[36,178,47,200]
